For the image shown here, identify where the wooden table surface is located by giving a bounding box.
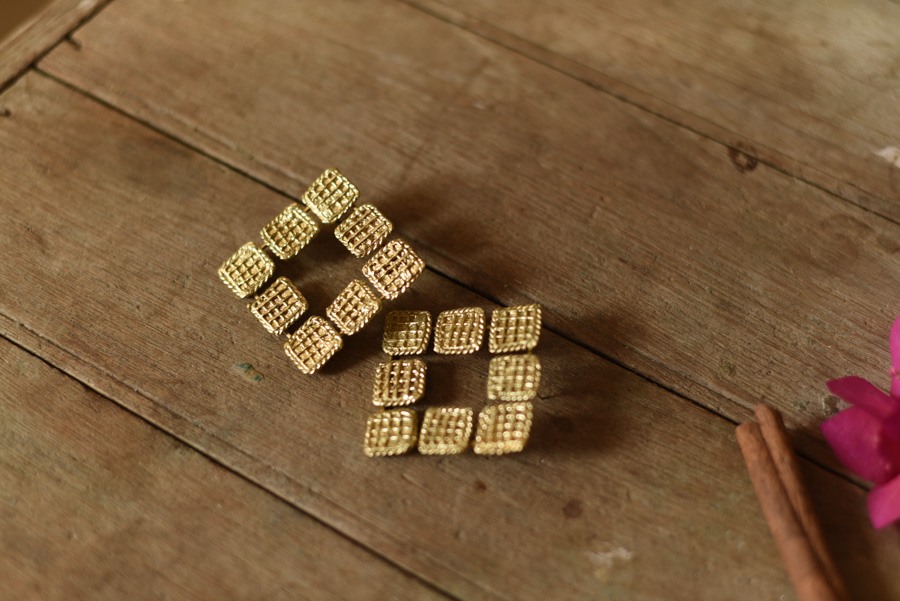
[2,1,898,599]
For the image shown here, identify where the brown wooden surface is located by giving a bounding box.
[1,0,899,599]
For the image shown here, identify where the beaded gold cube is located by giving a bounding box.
[489,304,542,353]
[372,359,426,407]
[364,409,419,457]
[218,242,275,298]
[487,354,541,401]
[418,407,473,455]
[382,310,431,355]
[473,402,534,455]
[284,316,343,374]
[433,307,485,354]
[302,168,358,223]
[334,204,393,258]
[326,279,382,336]
[249,277,309,335]
[260,203,320,260]
[362,239,425,300]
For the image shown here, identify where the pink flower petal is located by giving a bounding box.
[868,475,900,529]
[827,376,895,419]
[891,316,900,399]
[821,407,900,484]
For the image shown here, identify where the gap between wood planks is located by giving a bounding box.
[396,0,900,228]
[31,66,866,494]
[0,313,461,601]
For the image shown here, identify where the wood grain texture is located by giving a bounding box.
[1,71,899,601]
[38,0,900,466]
[0,339,446,601]
[402,0,900,223]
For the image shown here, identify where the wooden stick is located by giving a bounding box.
[736,422,841,601]
[754,404,848,600]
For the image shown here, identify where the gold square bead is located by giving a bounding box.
[487,354,541,401]
[489,304,542,353]
[334,204,393,258]
[284,316,343,374]
[218,242,275,298]
[249,277,309,335]
[372,359,426,407]
[473,402,534,455]
[433,307,485,354]
[382,310,431,355]
[326,279,382,336]
[362,239,425,300]
[418,407,473,455]
[260,204,319,260]
[364,409,418,457]
[302,168,358,223]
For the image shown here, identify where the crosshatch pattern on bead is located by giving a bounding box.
[218,242,275,298]
[474,401,534,455]
[362,239,425,300]
[260,203,320,260]
[326,279,382,335]
[418,407,473,455]
[302,168,359,223]
[284,316,343,374]
[487,354,541,401]
[364,409,419,457]
[249,277,309,335]
[489,304,542,353]
[382,310,432,355]
[334,204,393,258]
[433,307,485,354]
[373,359,426,407]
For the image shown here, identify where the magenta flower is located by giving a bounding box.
[821,316,900,528]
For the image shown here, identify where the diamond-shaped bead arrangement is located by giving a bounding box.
[487,354,541,402]
[260,203,320,260]
[302,168,359,223]
[362,239,425,300]
[284,316,343,374]
[473,401,534,455]
[326,279,382,336]
[489,304,542,353]
[433,307,485,354]
[364,409,419,457]
[249,277,309,335]
[382,310,432,355]
[218,242,275,298]
[334,204,393,258]
[418,407,473,455]
[372,359,426,407]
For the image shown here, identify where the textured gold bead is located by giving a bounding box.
[473,402,534,455]
[362,239,425,300]
[218,242,275,298]
[382,310,432,355]
[372,359,426,407]
[364,409,418,457]
[487,354,541,401]
[260,203,319,260]
[334,204,393,258]
[418,407,473,455]
[326,279,382,336]
[489,304,542,353]
[284,316,343,374]
[433,307,485,354]
[302,168,358,223]
[249,277,309,335]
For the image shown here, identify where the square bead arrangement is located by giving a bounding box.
[217,168,426,374]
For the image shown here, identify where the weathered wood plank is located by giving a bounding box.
[1,71,898,600]
[402,0,900,223]
[0,339,447,601]
[38,0,900,462]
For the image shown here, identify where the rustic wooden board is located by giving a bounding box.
[401,0,900,223]
[38,0,900,465]
[0,339,446,601]
[1,71,898,600]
